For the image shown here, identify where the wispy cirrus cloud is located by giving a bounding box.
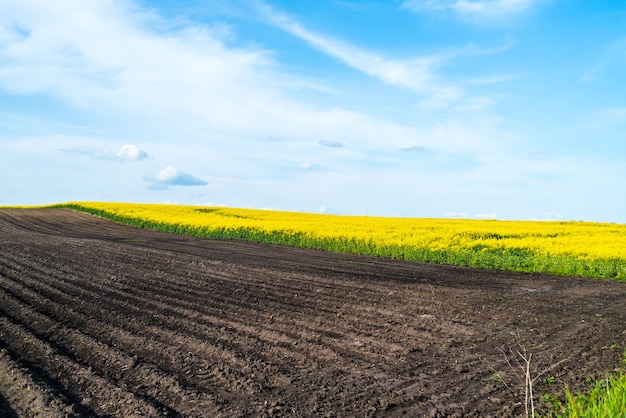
[0,0,513,160]
[402,0,543,20]
[580,37,626,83]
[593,108,626,124]
[0,0,280,133]
[257,1,515,108]
[0,0,440,153]
[256,2,460,101]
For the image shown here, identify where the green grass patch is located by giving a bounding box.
[542,372,626,417]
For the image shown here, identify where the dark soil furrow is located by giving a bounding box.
[0,262,320,376]
[1,208,626,417]
[0,286,223,416]
[1,258,360,414]
[0,316,163,418]
[0,268,283,406]
[0,349,76,418]
[3,246,435,379]
[3,241,346,330]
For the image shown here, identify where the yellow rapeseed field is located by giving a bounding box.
[60,202,626,279]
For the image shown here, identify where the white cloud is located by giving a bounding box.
[257,2,517,111]
[317,139,344,148]
[318,205,339,214]
[445,212,470,218]
[0,0,280,131]
[0,1,406,155]
[402,0,542,20]
[114,144,149,161]
[444,212,497,219]
[0,0,512,159]
[531,213,565,221]
[202,202,227,207]
[144,165,207,190]
[475,212,498,220]
[5,1,620,221]
[61,144,148,161]
[257,2,461,101]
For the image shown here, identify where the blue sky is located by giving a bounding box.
[1,0,625,222]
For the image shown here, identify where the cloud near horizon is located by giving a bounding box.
[144,165,207,190]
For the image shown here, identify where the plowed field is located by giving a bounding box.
[0,209,625,417]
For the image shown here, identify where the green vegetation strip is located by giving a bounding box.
[52,203,626,280]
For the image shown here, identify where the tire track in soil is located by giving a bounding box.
[1,209,626,417]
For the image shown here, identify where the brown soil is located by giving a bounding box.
[0,208,625,417]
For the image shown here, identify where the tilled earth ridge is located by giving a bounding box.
[0,209,625,417]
